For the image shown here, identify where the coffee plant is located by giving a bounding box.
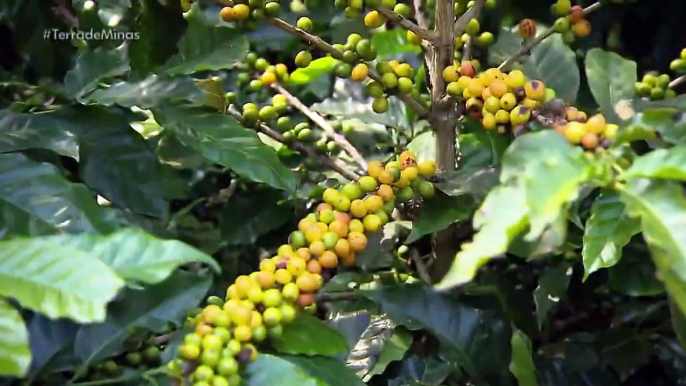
[1,0,686,385]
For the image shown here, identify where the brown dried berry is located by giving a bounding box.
[518,19,537,39]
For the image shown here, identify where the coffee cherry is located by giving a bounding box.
[220,7,235,22]
[364,11,385,28]
[407,30,423,45]
[232,4,251,20]
[465,19,480,36]
[295,51,312,68]
[297,17,313,31]
[553,17,570,32]
[518,19,536,38]
[567,6,584,23]
[351,63,369,81]
[571,19,591,37]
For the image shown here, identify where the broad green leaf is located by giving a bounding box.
[509,329,539,386]
[501,131,592,240]
[364,328,413,379]
[74,271,211,368]
[489,27,579,103]
[161,4,249,75]
[405,193,479,243]
[0,153,118,234]
[0,109,78,157]
[407,131,436,164]
[533,263,571,328]
[312,96,410,129]
[82,75,207,108]
[0,299,31,377]
[584,48,637,123]
[362,284,512,384]
[624,146,686,181]
[460,118,510,167]
[617,108,686,146]
[282,355,366,386]
[289,57,337,86]
[371,29,422,57]
[434,183,529,290]
[0,236,124,323]
[244,354,320,386]
[128,0,186,78]
[608,238,665,296]
[582,190,640,278]
[45,227,219,284]
[618,179,686,314]
[384,355,452,386]
[154,105,297,192]
[434,167,499,197]
[0,200,58,239]
[274,313,349,357]
[26,315,79,379]
[64,44,130,99]
[221,190,294,246]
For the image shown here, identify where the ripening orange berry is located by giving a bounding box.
[518,19,537,39]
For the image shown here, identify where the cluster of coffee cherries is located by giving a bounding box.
[364,59,423,113]
[518,1,591,45]
[218,0,281,23]
[669,48,686,73]
[452,0,497,61]
[234,52,290,91]
[78,335,164,382]
[167,152,437,386]
[550,107,617,151]
[442,64,555,134]
[635,72,677,101]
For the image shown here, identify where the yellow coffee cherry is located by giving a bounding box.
[604,124,618,140]
[500,93,517,110]
[442,66,459,83]
[505,70,526,88]
[482,113,497,130]
[488,80,508,98]
[524,80,546,100]
[495,109,510,124]
[563,121,587,144]
[586,114,607,135]
[467,78,485,96]
[509,105,531,125]
[417,160,437,176]
[483,96,501,114]
[521,98,538,109]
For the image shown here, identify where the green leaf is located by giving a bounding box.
[582,189,640,279]
[25,315,79,379]
[670,299,686,350]
[0,152,118,234]
[0,299,31,377]
[312,96,410,129]
[46,227,219,284]
[129,0,186,78]
[624,146,686,181]
[405,192,478,244]
[153,105,297,192]
[489,27,579,103]
[0,200,60,239]
[82,75,207,108]
[584,48,637,123]
[434,183,529,290]
[385,355,452,386]
[371,29,422,57]
[365,328,413,379]
[0,236,125,323]
[221,190,294,246]
[460,118,510,167]
[407,131,436,164]
[501,131,592,239]
[617,108,686,146]
[244,354,320,386]
[161,4,249,76]
[608,238,665,296]
[434,167,500,197]
[64,44,130,99]
[289,57,337,86]
[74,271,211,368]
[618,179,686,314]
[281,354,366,386]
[362,284,512,384]
[274,313,349,357]
[534,263,571,328]
[509,329,539,386]
[0,109,79,157]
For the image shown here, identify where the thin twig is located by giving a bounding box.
[454,0,486,35]
[413,0,429,30]
[227,107,360,180]
[462,36,473,61]
[272,83,368,170]
[376,6,439,44]
[669,74,686,89]
[498,2,602,71]
[410,249,432,284]
[267,17,430,118]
